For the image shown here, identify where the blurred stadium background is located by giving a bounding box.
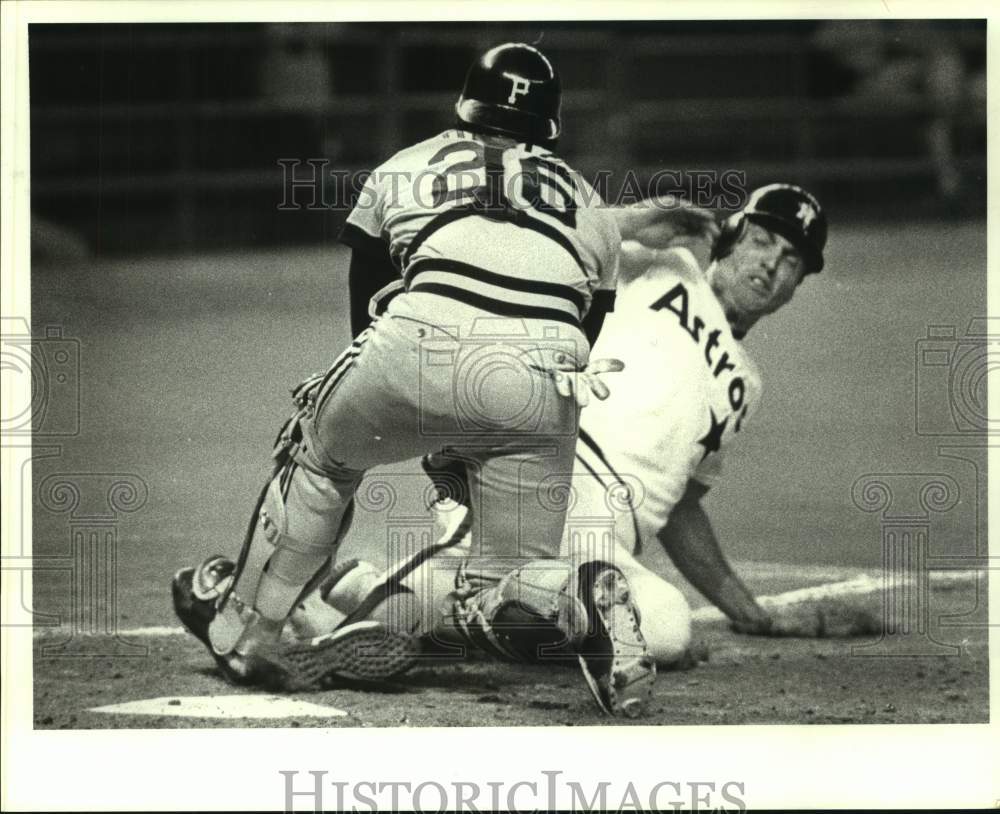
[30,20,986,256]
[26,21,988,630]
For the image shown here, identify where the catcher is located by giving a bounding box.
[293,183,874,665]
[170,42,716,717]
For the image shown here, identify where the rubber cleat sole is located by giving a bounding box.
[174,560,419,690]
[276,620,420,689]
[576,564,656,717]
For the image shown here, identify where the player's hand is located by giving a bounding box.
[614,196,720,248]
[731,600,881,638]
[728,606,777,636]
[551,357,625,407]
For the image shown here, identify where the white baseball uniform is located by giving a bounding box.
[266,128,619,641]
[246,126,621,630]
[568,246,762,555]
[561,245,762,659]
[341,128,619,330]
[330,129,618,565]
[296,245,765,661]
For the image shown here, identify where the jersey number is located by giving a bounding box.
[427,141,578,228]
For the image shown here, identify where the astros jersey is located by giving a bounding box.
[340,129,620,332]
[576,246,762,549]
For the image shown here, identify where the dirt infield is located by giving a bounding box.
[26,221,990,729]
[32,574,988,728]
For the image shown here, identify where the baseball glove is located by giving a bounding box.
[732,599,881,639]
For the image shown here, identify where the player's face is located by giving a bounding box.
[719,222,805,318]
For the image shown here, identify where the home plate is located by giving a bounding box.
[90,695,349,719]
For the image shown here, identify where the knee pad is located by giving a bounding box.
[285,559,378,639]
[625,570,691,665]
[318,559,381,616]
[334,558,439,637]
[274,365,365,481]
[289,558,424,640]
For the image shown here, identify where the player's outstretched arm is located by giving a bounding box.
[656,480,772,632]
[658,482,878,638]
[614,197,719,281]
[611,196,720,248]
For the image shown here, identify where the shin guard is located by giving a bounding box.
[450,559,589,663]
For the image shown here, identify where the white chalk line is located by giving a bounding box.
[692,569,980,622]
[30,569,981,638]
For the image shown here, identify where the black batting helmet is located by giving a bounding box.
[712,184,827,274]
[455,42,561,145]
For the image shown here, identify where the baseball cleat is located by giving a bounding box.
[171,556,235,654]
[172,556,418,689]
[278,621,420,688]
[172,556,281,687]
[575,563,656,717]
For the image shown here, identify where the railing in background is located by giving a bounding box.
[29,22,986,255]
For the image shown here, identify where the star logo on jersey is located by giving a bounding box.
[796,201,817,228]
[697,407,728,461]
